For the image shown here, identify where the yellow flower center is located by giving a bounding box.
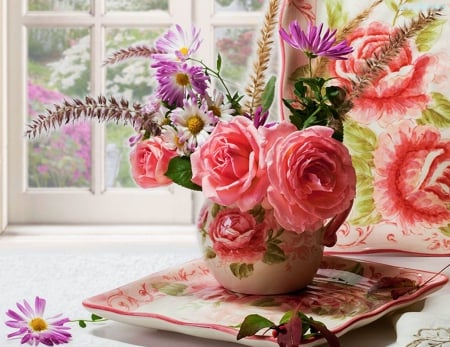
[209,105,221,117]
[179,47,189,56]
[187,115,204,135]
[175,72,190,86]
[29,317,48,332]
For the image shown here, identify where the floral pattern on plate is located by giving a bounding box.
[82,256,448,347]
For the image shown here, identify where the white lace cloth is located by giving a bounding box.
[387,295,450,347]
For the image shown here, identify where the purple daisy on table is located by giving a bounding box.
[5,296,72,346]
[153,24,202,63]
[170,98,216,152]
[279,21,353,60]
[154,61,209,107]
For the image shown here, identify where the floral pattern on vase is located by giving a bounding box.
[279,0,450,255]
[197,200,326,295]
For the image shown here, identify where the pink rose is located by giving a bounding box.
[374,120,450,233]
[266,126,356,233]
[129,136,177,188]
[329,22,436,126]
[209,208,267,262]
[191,116,268,211]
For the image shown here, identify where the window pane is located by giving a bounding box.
[215,27,256,89]
[106,0,168,12]
[27,27,91,188]
[28,0,90,11]
[215,26,279,119]
[104,28,165,188]
[215,0,266,12]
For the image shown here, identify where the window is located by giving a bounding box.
[2,0,273,231]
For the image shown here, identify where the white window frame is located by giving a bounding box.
[1,0,267,234]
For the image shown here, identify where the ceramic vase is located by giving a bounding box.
[197,200,346,295]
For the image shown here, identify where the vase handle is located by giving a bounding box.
[323,200,353,247]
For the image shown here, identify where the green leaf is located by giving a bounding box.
[343,119,377,156]
[230,263,254,279]
[263,243,287,265]
[385,0,398,13]
[416,19,445,52]
[91,314,103,321]
[216,53,222,72]
[250,297,279,307]
[325,0,348,29]
[440,224,450,237]
[204,246,216,259]
[237,314,275,340]
[349,183,382,226]
[211,203,221,217]
[78,321,87,328]
[151,282,187,296]
[261,76,276,112]
[418,92,450,128]
[165,156,202,191]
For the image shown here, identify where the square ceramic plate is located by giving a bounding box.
[83,256,448,346]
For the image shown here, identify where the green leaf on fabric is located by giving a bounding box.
[440,224,450,237]
[230,263,254,279]
[385,0,399,13]
[263,243,287,265]
[349,183,382,226]
[416,19,445,52]
[343,119,377,156]
[165,156,202,191]
[237,314,275,340]
[351,156,373,178]
[418,92,450,128]
[205,246,216,259]
[325,0,348,29]
[211,203,221,218]
[152,282,188,296]
[261,76,276,112]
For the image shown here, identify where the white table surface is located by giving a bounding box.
[1,233,449,347]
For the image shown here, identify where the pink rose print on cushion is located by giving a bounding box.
[208,208,267,262]
[373,120,450,233]
[266,126,356,233]
[129,136,177,188]
[191,116,269,212]
[329,22,436,126]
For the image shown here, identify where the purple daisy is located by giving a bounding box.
[279,21,353,60]
[5,296,72,346]
[155,61,209,107]
[153,24,202,63]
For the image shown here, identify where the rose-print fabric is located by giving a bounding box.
[279,0,450,254]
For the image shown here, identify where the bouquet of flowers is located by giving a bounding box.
[26,1,361,235]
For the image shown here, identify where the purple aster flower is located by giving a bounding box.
[155,61,209,107]
[5,296,72,346]
[153,24,202,63]
[279,21,353,60]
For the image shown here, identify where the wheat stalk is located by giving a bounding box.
[243,0,280,114]
[103,46,164,66]
[352,7,443,98]
[25,96,159,139]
